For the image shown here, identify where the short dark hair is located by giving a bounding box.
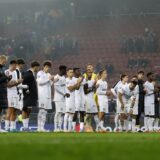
[138,70,144,75]
[9,60,17,65]
[31,61,40,68]
[43,61,52,67]
[132,75,138,79]
[59,65,67,71]
[120,74,127,81]
[147,72,153,78]
[99,69,106,76]
[17,59,25,65]
[130,80,138,86]
[73,68,80,72]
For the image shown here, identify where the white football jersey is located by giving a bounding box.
[96,79,108,96]
[54,74,66,102]
[5,69,17,96]
[37,70,53,109]
[144,81,155,106]
[118,83,136,105]
[73,77,85,100]
[65,77,77,97]
[111,80,122,97]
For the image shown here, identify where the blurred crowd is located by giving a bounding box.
[43,34,79,59]
[121,28,159,54]
[95,60,114,75]
[0,1,79,61]
[0,32,79,62]
[128,55,149,69]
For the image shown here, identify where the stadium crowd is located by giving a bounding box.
[121,28,159,54]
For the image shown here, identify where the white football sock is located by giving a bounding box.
[114,114,119,128]
[80,122,84,131]
[154,118,159,131]
[144,117,149,131]
[72,121,76,131]
[0,116,1,130]
[10,121,16,130]
[64,113,69,131]
[124,120,129,131]
[38,109,47,131]
[148,117,154,131]
[100,120,106,130]
[132,119,136,132]
[94,115,100,129]
[68,114,73,132]
[59,114,63,130]
[54,112,59,131]
[41,110,47,130]
[5,120,10,130]
[119,120,122,131]
[22,118,29,129]
[128,121,132,131]
[38,110,42,130]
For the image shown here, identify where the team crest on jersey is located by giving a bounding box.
[11,102,14,106]
[41,103,44,107]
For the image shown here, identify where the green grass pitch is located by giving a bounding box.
[0,133,160,160]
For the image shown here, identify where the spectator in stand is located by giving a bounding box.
[96,59,103,73]
[106,63,114,75]
[121,35,128,54]
[135,35,144,53]
[128,37,135,54]
[128,56,136,69]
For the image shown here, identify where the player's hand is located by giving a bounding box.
[17,78,23,84]
[49,75,54,81]
[144,89,147,94]
[132,97,136,103]
[26,90,30,94]
[106,91,111,96]
[121,104,124,110]
[7,75,12,81]
[129,108,133,115]
[7,80,17,87]
[77,77,83,83]
[65,93,70,98]
[120,113,127,120]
